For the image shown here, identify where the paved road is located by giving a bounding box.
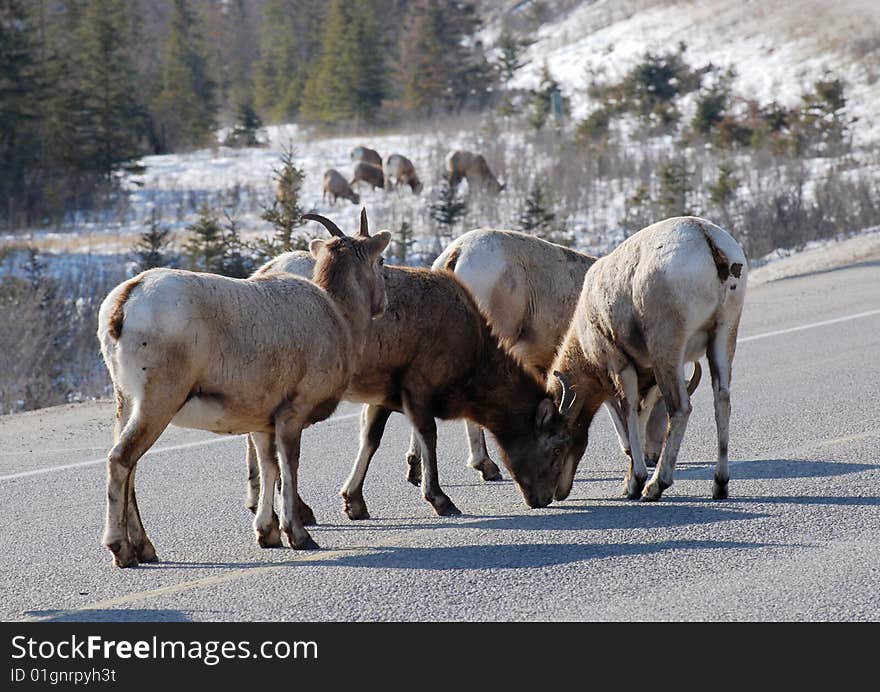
[1,261,878,622]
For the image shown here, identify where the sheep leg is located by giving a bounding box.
[618,367,648,499]
[248,432,314,529]
[252,431,283,548]
[639,387,665,467]
[643,364,692,502]
[125,466,157,563]
[103,406,176,568]
[113,391,156,562]
[707,330,735,500]
[274,415,317,550]
[405,428,422,485]
[340,404,392,520]
[604,399,632,461]
[464,421,502,481]
[245,433,261,513]
[404,398,461,517]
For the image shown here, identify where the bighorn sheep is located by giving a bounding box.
[446,150,504,194]
[245,255,571,518]
[97,210,390,567]
[404,228,691,483]
[384,154,423,194]
[351,146,382,169]
[351,161,385,191]
[323,168,360,205]
[549,216,747,502]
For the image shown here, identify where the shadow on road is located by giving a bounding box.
[22,608,190,622]
[674,458,877,480]
[314,538,770,571]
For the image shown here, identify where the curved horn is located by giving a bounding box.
[359,207,370,237]
[554,370,576,414]
[686,361,702,395]
[302,213,345,238]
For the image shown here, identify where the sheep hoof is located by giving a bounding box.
[432,497,462,517]
[712,480,729,500]
[298,502,317,526]
[107,540,138,568]
[256,525,283,549]
[292,536,320,551]
[469,458,502,481]
[343,503,370,521]
[623,478,645,500]
[135,540,158,563]
[641,480,668,502]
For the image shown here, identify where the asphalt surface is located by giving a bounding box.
[1,261,878,622]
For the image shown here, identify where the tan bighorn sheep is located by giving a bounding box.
[351,146,382,169]
[549,216,747,502]
[245,255,572,519]
[96,210,390,567]
[446,150,504,195]
[351,161,385,191]
[384,154,423,194]
[404,229,696,486]
[323,168,360,205]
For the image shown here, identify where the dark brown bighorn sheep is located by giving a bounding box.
[384,154,423,194]
[245,253,571,519]
[404,228,696,484]
[323,169,360,205]
[351,161,385,191]
[446,150,504,194]
[550,216,747,503]
[97,209,389,567]
[350,146,382,169]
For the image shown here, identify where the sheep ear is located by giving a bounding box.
[368,230,391,255]
[309,238,326,259]
[536,398,556,430]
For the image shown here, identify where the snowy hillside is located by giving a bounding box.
[503,0,880,144]
[5,0,879,266]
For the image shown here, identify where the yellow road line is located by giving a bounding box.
[21,547,376,622]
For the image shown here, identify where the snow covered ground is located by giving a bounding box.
[505,0,880,145]
[2,1,878,273]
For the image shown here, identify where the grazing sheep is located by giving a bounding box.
[351,161,385,191]
[384,154,423,194]
[323,169,360,205]
[244,254,572,519]
[446,150,504,194]
[404,228,685,485]
[549,216,747,502]
[350,146,382,169]
[97,210,389,567]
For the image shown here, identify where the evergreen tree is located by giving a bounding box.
[132,213,173,271]
[257,145,308,259]
[154,0,217,152]
[392,221,414,264]
[518,182,563,241]
[0,0,40,227]
[75,0,145,180]
[397,1,490,117]
[218,211,255,278]
[494,20,531,84]
[254,0,325,121]
[300,0,385,125]
[430,180,467,239]
[184,205,226,273]
[658,160,692,217]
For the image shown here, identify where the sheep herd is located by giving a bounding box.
[97,202,747,568]
[318,146,501,207]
